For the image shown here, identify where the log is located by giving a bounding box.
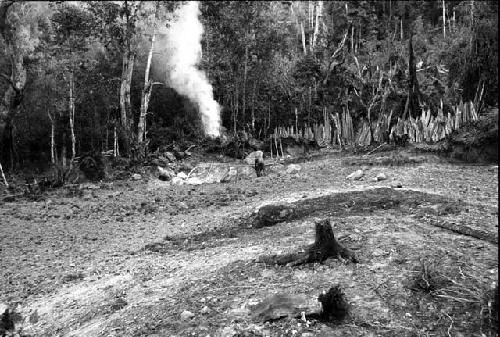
[250,284,348,322]
[258,219,358,266]
[428,219,498,244]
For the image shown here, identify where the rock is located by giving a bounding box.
[347,170,364,180]
[180,310,195,321]
[185,177,203,185]
[171,177,185,185]
[252,203,296,228]
[178,201,189,210]
[217,326,238,337]
[221,167,238,183]
[372,248,386,257]
[391,181,403,188]
[164,152,176,162]
[158,166,174,181]
[200,305,211,314]
[131,173,142,180]
[376,173,387,181]
[244,151,264,165]
[0,303,9,315]
[285,164,301,174]
[176,172,188,179]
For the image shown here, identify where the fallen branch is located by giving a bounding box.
[258,219,358,266]
[366,142,387,155]
[428,219,497,244]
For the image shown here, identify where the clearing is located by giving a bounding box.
[0,150,498,337]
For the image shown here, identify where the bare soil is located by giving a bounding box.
[0,150,498,337]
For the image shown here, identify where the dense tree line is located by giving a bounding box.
[0,0,497,171]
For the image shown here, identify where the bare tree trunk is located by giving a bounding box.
[138,31,156,144]
[251,79,257,132]
[400,18,403,40]
[242,42,248,128]
[0,2,26,170]
[300,22,307,55]
[351,25,354,53]
[442,0,446,38]
[119,50,135,156]
[68,71,76,163]
[48,111,55,164]
[234,86,239,134]
[113,124,119,157]
[0,160,8,188]
[61,133,67,169]
[311,1,322,51]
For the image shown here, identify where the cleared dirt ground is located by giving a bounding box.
[1,150,498,337]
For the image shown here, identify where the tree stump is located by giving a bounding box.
[259,219,358,266]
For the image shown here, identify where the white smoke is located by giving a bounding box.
[165,1,221,137]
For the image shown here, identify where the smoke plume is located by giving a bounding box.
[165,1,221,137]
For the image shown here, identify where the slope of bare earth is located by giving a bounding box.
[0,150,498,337]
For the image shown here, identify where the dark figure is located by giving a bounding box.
[255,158,265,177]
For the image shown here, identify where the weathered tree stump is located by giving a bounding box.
[250,284,348,322]
[259,219,358,266]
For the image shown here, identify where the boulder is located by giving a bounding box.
[180,310,195,321]
[285,164,301,174]
[176,172,188,179]
[171,177,185,185]
[221,167,238,183]
[185,177,203,185]
[245,151,264,165]
[376,173,387,181]
[131,173,142,181]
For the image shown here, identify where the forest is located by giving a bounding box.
[0,0,497,173]
[0,1,498,337]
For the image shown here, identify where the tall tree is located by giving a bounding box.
[0,1,50,169]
